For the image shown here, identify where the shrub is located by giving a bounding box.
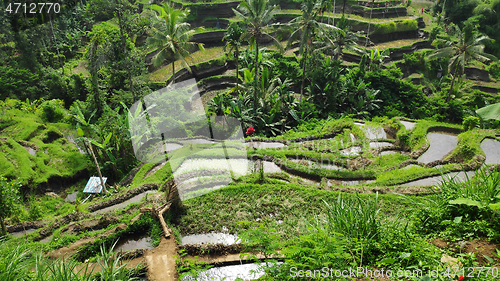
[462,116,480,131]
[39,99,67,123]
[409,168,500,241]
[489,61,500,80]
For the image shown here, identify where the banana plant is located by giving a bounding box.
[367,48,389,71]
[20,98,44,113]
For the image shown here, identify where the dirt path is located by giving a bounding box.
[145,237,179,281]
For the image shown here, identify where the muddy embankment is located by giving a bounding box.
[86,183,159,213]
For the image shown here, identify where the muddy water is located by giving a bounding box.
[66,135,86,154]
[11,228,36,237]
[114,235,153,252]
[364,126,387,140]
[184,138,216,144]
[181,233,239,245]
[418,133,457,164]
[181,263,267,281]
[92,191,157,215]
[23,146,36,156]
[340,146,362,156]
[144,162,167,178]
[400,121,416,130]
[369,141,393,148]
[164,143,183,152]
[262,161,283,173]
[328,179,375,186]
[175,159,251,177]
[65,191,78,203]
[289,159,344,170]
[402,164,420,170]
[245,142,285,149]
[380,150,399,156]
[401,171,475,187]
[350,133,357,143]
[40,235,53,243]
[480,139,500,164]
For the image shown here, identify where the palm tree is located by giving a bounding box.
[318,15,364,61]
[427,23,498,102]
[286,0,341,101]
[223,22,245,93]
[147,3,203,85]
[232,0,283,109]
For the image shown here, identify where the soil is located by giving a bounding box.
[431,238,448,248]
[48,223,128,260]
[431,238,500,265]
[144,236,178,281]
[182,252,282,266]
[60,215,119,236]
[179,243,244,256]
[48,214,143,260]
[86,183,159,212]
[463,240,500,265]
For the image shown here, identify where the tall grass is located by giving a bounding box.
[0,239,32,281]
[0,238,141,281]
[323,193,380,243]
[439,168,500,206]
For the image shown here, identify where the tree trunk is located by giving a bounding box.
[157,203,172,237]
[254,38,260,109]
[332,0,336,26]
[300,45,308,103]
[342,0,346,17]
[140,202,172,238]
[116,9,127,54]
[446,74,456,102]
[235,48,239,93]
[172,61,175,85]
[0,217,6,236]
[87,140,107,193]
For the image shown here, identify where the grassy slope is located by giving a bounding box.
[0,107,87,186]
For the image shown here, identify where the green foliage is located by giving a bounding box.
[75,212,162,262]
[0,238,142,281]
[0,177,20,234]
[267,52,301,86]
[0,66,40,100]
[462,116,480,131]
[371,19,418,35]
[376,218,441,269]
[323,193,380,263]
[39,99,68,123]
[396,127,411,150]
[409,168,500,241]
[0,239,32,281]
[364,69,427,119]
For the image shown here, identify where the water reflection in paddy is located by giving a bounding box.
[401,171,475,187]
[114,235,153,252]
[181,263,270,281]
[480,139,500,164]
[418,133,457,164]
[181,233,239,245]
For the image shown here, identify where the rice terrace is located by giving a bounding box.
[1,0,500,280]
